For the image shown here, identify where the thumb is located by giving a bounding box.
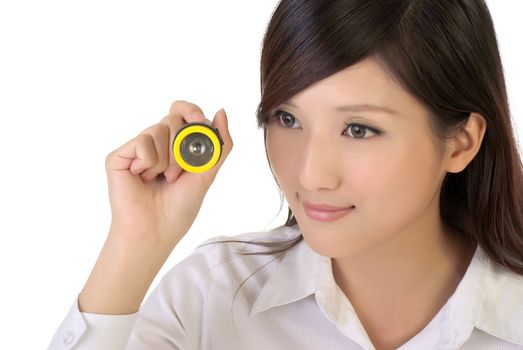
[212,108,232,159]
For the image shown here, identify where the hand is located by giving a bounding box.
[104,100,233,252]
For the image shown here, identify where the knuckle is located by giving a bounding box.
[136,134,157,163]
[156,148,169,168]
[226,139,233,152]
[169,99,190,113]
[104,151,114,168]
[136,133,151,144]
[146,123,169,140]
[169,99,204,119]
[170,100,183,110]
[157,123,171,138]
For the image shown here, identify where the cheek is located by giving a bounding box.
[265,129,300,191]
[352,136,444,232]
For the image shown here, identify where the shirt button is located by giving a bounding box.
[62,329,75,345]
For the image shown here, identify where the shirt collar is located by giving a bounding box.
[249,224,375,348]
[473,246,523,346]
[437,244,523,348]
[436,243,488,349]
[250,225,373,349]
[250,225,319,316]
[250,226,523,347]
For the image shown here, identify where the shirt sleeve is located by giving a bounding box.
[125,241,217,349]
[47,295,138,350]
[48,239,219,350]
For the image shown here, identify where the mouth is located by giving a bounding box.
[302,201,355,222]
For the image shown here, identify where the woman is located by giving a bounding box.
[49,0,523,349]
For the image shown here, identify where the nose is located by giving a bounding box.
[299,136,341,191]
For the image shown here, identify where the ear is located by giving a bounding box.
[444,113,487,173]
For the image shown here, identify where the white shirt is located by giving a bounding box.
[49,224,523,349]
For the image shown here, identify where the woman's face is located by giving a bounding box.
[265,57,449,258]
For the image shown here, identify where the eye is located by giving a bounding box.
[273,110,301,129]
[269,110,382,139]
[344,123,382,139]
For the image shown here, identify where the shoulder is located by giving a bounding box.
[161,224,302,289]
[197,224,302,260]
[139,224,302,312]
[476,255,523,346]
[132,226,302,347]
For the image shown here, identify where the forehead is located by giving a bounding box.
[286,57,429,119]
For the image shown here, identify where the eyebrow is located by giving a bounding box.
[282,101,398,115]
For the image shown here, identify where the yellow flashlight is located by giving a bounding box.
[172,120,224,173]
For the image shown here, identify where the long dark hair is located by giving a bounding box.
[246,0,522,274]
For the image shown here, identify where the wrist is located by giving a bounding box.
[79,232,169,314]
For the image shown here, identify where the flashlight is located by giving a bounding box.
[172,119,224,173]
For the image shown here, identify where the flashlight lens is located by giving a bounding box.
[180,132,214,166]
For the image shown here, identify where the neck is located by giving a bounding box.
[331,208,476,349]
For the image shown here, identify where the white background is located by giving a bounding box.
[0,1,521,348]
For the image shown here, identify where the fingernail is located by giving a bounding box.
[221,108,228,127]
[214,108,225,117]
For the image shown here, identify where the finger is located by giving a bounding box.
[105,133,163,209]
[167,100,207,124]
[201,108,234,184]
[130,134,158,176]
[105,133,157,177]
[138,124,170,181]
[213,108,233,160]
[164,163,183,183]
[161,100,209,175]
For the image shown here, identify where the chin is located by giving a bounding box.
[297,217,389,260]
[296,221,356,258]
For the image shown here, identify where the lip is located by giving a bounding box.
[303,201,355,222]
[302,201,351,211]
